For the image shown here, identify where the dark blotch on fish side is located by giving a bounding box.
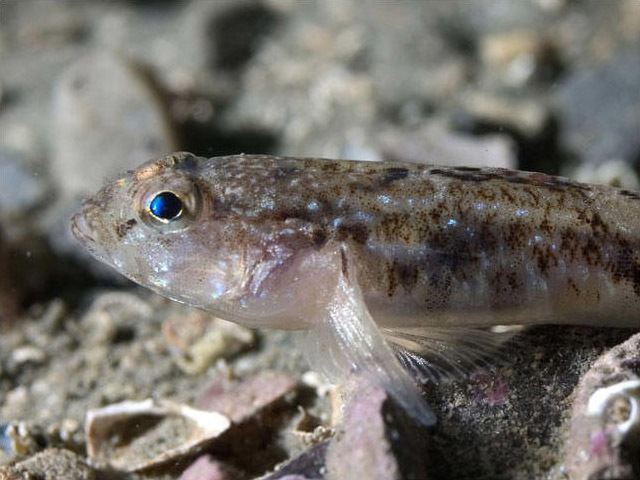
[336,223,370,245]
[312,228,328,249]
[428,167,594,195]
[115,218,137,238]
[275,165,299,178]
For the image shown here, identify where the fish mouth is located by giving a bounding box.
[71,211,96,246]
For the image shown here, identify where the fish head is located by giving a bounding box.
[71,152,334,329]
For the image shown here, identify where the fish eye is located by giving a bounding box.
[148,191,184,222]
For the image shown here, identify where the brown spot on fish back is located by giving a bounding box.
[499,185,516,203]
[275,165,299,178]
[381,167,409,185]
[619,189,640,200]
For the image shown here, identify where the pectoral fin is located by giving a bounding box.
[301,247,437,427]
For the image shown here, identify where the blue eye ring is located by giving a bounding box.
[148,191,184,223]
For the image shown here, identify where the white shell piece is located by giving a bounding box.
[85,398,230,472]
[587,379,640,435]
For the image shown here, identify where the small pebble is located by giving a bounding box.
[163,309,255,375]
[10,346,46,366]
[571,159,640,190]
[479,30,562,86]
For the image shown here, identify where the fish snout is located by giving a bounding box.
[71,210,96,246]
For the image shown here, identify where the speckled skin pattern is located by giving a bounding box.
[73,153,640,329]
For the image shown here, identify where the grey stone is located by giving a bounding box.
[555,50,640,165]
[50,51,177,199]
[379,122,516,169]
[0,147,46,219]
[259,441,328,480]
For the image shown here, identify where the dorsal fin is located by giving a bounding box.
[382,326,522,383]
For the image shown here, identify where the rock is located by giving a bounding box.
[571,158,640,190]
[456,93,550,140]
[564,332,640,479]
[79,291,154,347]
[227,3,467,157]
[479,30,562,87]
[555,50,640,165]
[162,308,255,375]
[10,1,88,49]
[179,455,245,480]
[451,92,562,174]
[380,122,516,170]
[325,376,430,480]
[0,448,95,480]
[196,370,297,424]
[51,51,176,200]
[174,0,279,76]
[260,441,329,480]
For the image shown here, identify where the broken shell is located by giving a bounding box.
[85,398,230,472]
[587,380,640,436]
[564,332,640,479]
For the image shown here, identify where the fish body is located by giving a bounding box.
[72,153,640,424]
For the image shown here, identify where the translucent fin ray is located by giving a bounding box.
[301,249,437,427]
[382,325,522,384]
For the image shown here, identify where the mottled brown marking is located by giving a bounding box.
[386,260,398,297]
[382,167,409,185]
[275,166,299,178]
[312,228,328,249]
[115,218,137,238]
[589,212,609,236]
[395,261,419,293]
[499,185,515,203]
[340,247,349,279]
[619,189,640,200]
[336,223,369,245]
